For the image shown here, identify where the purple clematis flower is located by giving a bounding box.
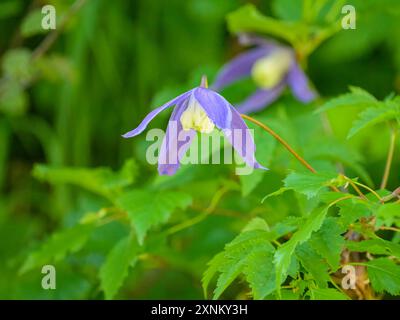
[212,34,317,114]
[122,76,266,175]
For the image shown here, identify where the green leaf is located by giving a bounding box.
[21,9,47,37]
[20,223,94,274]
[283,171,344,199]
[203,218,276,300]
[346,239,400,258]
[274,206,329,297]
[243,248,275,300]
[317,87,378,114]
[376,203,400,227]
[226,4,301,43]
[337,198,373,226]
[366,258,400,295]
[202,252,225,299]
[309,218,345,269]
[117,189,192,244]
[266,217,301,240]
[261,187,290,203]
[242,217,270,232]
[2,48,34,81]
[296,242,331,287]
[33,159,137,199]
[347,101,400,138]
[99,233,138,299]
[309,288,349,300]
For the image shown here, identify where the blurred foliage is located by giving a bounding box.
[0,0,400,300]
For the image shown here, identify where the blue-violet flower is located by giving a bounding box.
[123,76,266,175]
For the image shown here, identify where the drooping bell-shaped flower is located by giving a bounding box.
[122,76,266,175]
[212,34,317,114]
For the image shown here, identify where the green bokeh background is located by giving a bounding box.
[0,0,399,299]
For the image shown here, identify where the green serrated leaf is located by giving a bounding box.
[317,87,377,114]
[274,206,329,297]
[261,187,290,203]
[346,239,400,258]
[243,249,275,300]
[309,217,345,269]
[296,242,331,287]
[337,198,373,226]
[33,159,137,199]
[376,203,400,227]
[99,233,138,299]
[283,171,344,199]
[366,258,400,295]
[202,252,225,299]
[203,218,276,300]
[347,102,400,138]
[20,223,95,274]
[242,217,270,232]
[309,288,349,300]
[117,190,191,244]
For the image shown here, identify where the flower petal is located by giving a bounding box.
[158,100,196,175]
[286,62,317,103]
[211,47,271,91]
[223,105,267,170]
[122,90,193,138]
[236,84,285,114]
[193,88,232,130]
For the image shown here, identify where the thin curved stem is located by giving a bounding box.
[380,128,397,190]
[341,176,366,200]
[352,180,383,203]
[241,114,341,192]
[241,114,316,173]
[164,186,229,236]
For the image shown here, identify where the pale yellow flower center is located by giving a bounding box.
[180,97,215,133]
[251,50,293,89]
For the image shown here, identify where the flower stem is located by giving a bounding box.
[164,186,229,236]
[241,114,344,192]
[241,114,317,174]
[352,180,383,203]
[380,128,397,190]
[341,175,366,200]
[200,75,208,88]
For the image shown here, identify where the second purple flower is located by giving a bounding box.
[212,34,317,114]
